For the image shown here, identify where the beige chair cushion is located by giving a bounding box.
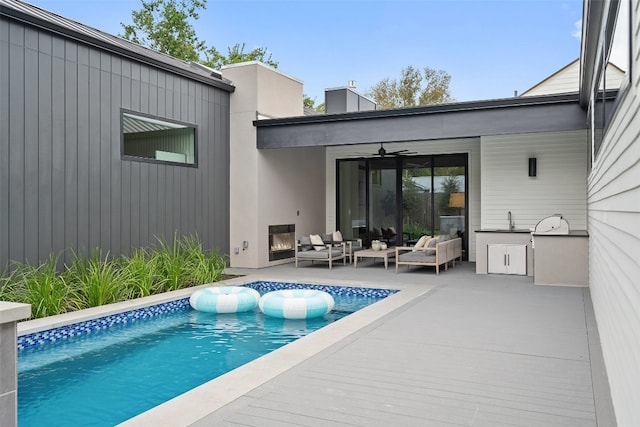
[413,235,429,251]
[310,234,325,251]
[421,237,437,252]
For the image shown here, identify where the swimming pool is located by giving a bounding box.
[18,281,397,426]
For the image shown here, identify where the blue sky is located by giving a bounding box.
[28,0,583,105]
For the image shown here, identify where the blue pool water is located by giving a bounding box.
[18,282,396,426]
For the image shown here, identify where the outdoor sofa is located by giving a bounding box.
[395,235,462,275]
[295,234,346,270]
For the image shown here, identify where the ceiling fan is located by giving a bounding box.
[351,142,416,158]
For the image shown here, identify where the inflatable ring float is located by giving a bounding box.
[259,289,335,319]
[190,286,260,313]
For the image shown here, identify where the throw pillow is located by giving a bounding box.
[321,233,333,243]
[422,237,438,253]
[310,234,325,251]
[299,235,312,251]
[332,230,343,242]
[413,235,429,252]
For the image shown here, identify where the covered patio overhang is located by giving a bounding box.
[255,93,588,148]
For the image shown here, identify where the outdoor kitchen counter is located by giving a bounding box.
[532,230,589,287]
[475,229,532,233]
[532,230,589,237]
[475,230,534,277]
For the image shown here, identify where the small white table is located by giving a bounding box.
[354,247,396,270]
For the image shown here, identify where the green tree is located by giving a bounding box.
[402,170,423,214]
[121,0,278,69]
[367,66,453,109]
[205,43,278,70]
[303,95,325,113]
[120,0,207,62]
[438,175,461,215]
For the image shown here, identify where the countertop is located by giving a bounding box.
[532,230,589,237]
[475,229,589,237]
[475,229,532,233]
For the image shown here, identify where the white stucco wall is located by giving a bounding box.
[222,62,325,268]
[256,147,325,266]
[480,130,588,231]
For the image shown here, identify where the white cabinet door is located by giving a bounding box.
[487,244,507,274]
[487,244,527,275]
[507,245,527,276]
[505,245,527,275]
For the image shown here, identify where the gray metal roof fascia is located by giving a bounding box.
[0,0,235,92]
[256,94,592,150]
[253,93,581,127]
[579,0,604,108]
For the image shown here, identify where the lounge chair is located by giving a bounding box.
[321,231,364,264]
[295,234,346,270]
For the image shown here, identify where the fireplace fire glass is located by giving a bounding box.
[269,224,295,261]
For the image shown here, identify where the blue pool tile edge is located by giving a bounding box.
[17,282,398,351]
[244,281,398,298]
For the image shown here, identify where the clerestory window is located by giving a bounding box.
[121,110,197,166]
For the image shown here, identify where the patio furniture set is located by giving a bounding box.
[295,232,463,274]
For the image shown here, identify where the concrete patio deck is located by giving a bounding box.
[129,260,616,426]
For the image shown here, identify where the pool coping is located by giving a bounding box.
[17,285,211,337]
[118,275,430,426]
[16,276,431,426]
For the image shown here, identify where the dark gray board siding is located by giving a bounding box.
[0,19,230,268]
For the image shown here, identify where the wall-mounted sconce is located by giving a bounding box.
[242,240,249,251]
[528,157,537,177]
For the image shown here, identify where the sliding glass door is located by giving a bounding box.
[369,158,398,245]
[337,160,367,242]
[402,157,433,242]
[337,153,467,255]
[433,156,466,242]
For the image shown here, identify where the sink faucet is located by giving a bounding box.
[508,211,514,231]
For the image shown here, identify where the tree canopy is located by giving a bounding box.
[206,43,277,70]
[366,66,453,109]
[303,95,325,113]
[120,0,278,69]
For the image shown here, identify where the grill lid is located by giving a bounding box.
[534,215,570,234]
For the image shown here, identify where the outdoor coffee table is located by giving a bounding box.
[354,247,396,270]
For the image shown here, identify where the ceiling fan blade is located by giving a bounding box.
[342,142,416,158]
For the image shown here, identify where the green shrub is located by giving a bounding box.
[153,234,191,292]
[66,251,129,308]
[6,255,77,318]
[179,235,226,285]
[0,266,11,300]
[121,248,166,298]
[403,223,432,240]
[0,233,229,319]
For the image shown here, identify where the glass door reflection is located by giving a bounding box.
[369,158,397,246]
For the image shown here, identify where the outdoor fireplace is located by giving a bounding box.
[268,224,295,261]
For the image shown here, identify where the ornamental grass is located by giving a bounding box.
[0,235,227,319]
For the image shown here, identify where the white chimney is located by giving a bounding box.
[348,80,356,89]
